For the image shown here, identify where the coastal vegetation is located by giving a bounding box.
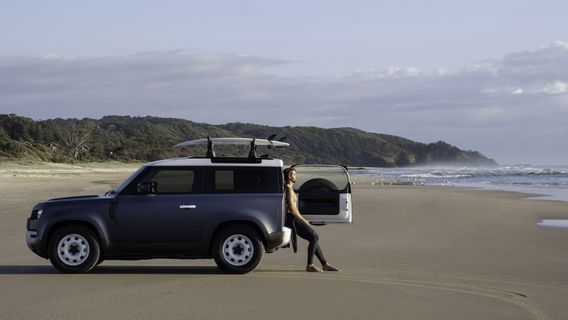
[0,114,496,166]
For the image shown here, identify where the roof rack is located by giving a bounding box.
[174,136,289,159]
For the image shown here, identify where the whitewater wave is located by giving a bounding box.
[352,165,568,201]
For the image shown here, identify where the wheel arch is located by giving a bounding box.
[209,220,267,255]
[44,220,105,259]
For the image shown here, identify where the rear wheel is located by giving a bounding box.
[48,225,101,273]
[213,225,264,274]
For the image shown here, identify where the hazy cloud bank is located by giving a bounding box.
[1,42,568,164]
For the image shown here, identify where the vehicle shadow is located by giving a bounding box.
[0,265,222,275]
[93,265,223,274]
[0,265,58,274]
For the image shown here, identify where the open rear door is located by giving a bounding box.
[292,165,352,225]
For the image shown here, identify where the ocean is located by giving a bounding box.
[351,165,568,202]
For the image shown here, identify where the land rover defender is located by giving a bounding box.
[26,137,352,273]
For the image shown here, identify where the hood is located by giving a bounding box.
[48,195,103,202]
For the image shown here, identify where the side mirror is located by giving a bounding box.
[137,181,157,195]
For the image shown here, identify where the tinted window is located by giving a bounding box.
[213,167,279,193]
[114,166,145,193]
[215,170,234,191]
[151,169,195,193]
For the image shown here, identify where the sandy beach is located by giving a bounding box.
[1,170,568,320]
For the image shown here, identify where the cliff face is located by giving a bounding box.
[0,114,497,166]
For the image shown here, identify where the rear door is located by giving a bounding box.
[292,165,352,225]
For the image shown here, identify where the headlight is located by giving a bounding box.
[31,209,43,220]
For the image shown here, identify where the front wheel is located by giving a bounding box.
[48,225,101,273]
[212,225,264,274]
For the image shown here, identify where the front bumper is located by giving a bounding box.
[265,227,291,253]
[26,230,47,258]
[26,218,47,259]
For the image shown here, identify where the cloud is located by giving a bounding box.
[0,52,293,118]
[511,87,523,95]
[550,40,568,50]
[540,81,568,94]
[1,42,568,164]
[351,66,421,79]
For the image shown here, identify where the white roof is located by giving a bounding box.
[145,157,284,167]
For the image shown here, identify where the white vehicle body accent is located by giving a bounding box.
[303,193,352,224]
[292,165,353,225]
[280,227,292,247]
[146,158,284,168]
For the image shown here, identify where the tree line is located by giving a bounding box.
[0,114,497,166]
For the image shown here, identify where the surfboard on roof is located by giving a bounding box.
[174,137,289,148]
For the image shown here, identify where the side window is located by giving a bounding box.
[213,167,278,193]
[215,170,234,191]
[149,169,196,194]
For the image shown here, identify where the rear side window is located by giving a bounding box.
[215,170,234,191]
[212,167,279,193]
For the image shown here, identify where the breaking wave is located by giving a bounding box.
[352,165,568,201]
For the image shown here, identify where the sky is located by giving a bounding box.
[1,0,567,165]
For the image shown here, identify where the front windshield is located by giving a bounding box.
[112,166,146,194]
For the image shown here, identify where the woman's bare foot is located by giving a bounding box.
[322,263,340,271]
[306,264,324,272]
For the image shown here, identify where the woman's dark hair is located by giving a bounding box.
[283,167,296,183]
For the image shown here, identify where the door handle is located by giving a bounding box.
[179,204,197,209]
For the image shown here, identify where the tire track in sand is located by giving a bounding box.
[253,273,553,320]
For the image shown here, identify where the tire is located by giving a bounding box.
[48,225,101,274]
[212,225,264,274]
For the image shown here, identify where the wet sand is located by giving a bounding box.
[1,171,568,320]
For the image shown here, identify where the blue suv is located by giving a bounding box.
[26,138,352,273]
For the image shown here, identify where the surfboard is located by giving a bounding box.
[174,137,289,148]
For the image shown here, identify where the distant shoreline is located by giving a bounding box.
[2,160,566,203]
[352,166,568,203]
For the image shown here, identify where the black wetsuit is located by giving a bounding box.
[286,215,327,266]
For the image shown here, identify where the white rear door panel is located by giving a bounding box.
[292,165,353,225]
